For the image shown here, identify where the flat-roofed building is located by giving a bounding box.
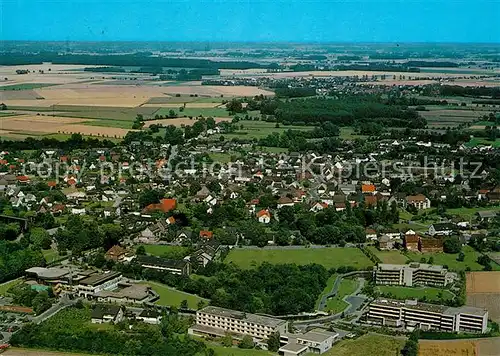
[96,283,157,305]
[280,329,339,355]
[373,263,455,287]
[189,306,288,341]
[136,255,191,276]
[366,298,488,333]
[77,271,123,298]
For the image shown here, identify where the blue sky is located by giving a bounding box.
[1,0,499,43]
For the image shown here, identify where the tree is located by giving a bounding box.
[443,237,461,254]
[427,257,434,265]
[221,333,233,347]
[29,227,52,250]
[267,332,280,352]
[180,299,188,310]
[238,335,254,349]
[136,245,146,255]
[457,251,465,262]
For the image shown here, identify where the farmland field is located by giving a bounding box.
[419,337,500,356]
[377,285,455,302]
[154,106,231,118]
[141,281,208,309]
[321,333,405,356]
[367,246,409,264]
[466,271,500,322]
[224,247,374,270]
[0,83,58,91]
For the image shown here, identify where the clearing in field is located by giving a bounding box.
[321,333,405,356]
[142,281,208,309]
[377,285,455,302]
[224,247,374,270]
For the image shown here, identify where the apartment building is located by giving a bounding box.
[366,298,488,333]
[189,306,288,341]
[373,263,455,287]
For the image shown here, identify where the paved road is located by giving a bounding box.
[32,295,76,325]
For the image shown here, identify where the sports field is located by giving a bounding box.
[377,285,455,302]
[224,247,374,270]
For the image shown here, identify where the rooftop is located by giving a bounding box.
[25,267,71,280]
[79,271,122,286]
[199,306,286,328]
[376,263,447,272]
[279,343,309,353]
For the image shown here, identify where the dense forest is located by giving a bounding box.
[0,52,271,70]
[0,240,45,283]
[439,85,500,98]
[119,262,330,315]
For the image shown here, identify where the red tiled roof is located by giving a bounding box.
[47,181,57,187]
[257,209,271,218]
[200,230,213,239]
[142,198,177,214]
[406,194,427,202]
[16,175,29,182]
[362,184,376,193]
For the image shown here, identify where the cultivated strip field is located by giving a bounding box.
[466,271,500,322]
[419,337,500,356]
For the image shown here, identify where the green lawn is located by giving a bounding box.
[214,120,315,140]
[0,278,23,295]
[208,152,235,163]
[466,137,500,148]
[367,246,409,264]
[446,206,500,220]
[316,274,338,309]
[224,247,374,270]
[143,281,208,309]
[405,246,499,272]
[339,127,368,140]
[142,245,190,260]
[324,277,359,314]
[0,83,58,91]
[320,333,405,356]
[377,285,455,302]
[42,248,61,263]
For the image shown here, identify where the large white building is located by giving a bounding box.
[366,298,488,333]
[189,306,288,341]
[279,330,339,356]
[373,263,455,287]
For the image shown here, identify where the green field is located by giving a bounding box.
[143,281,208,309]
[406,246,499,272]
[42,248,61,263]
[224,247,374,270]
[465,137,500,148]
[324,277,359,313]
[367,246,409,264]
[446,206,500,219]
[215,120,315,140]
[154,107,230,118]
[141,245,190,260]
[208,152,235,163]
[377,285,455,302]
[321,333,405,356]
[0,83,57,91]
[316,274,338,309]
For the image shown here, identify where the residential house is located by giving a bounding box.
[257,209,271,224]
[105,245,127,262]
[404,230,420,251]
[91,305,124,324]
[142,198,177,214]
[378,235,394,250]
[419,238,444,253]
[136,309,162,325]
[277,197,294,209]
[429,223,456,237]
[406,194,431,210]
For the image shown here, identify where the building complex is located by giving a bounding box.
[366,298,488,333]
[373,263,456,287]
